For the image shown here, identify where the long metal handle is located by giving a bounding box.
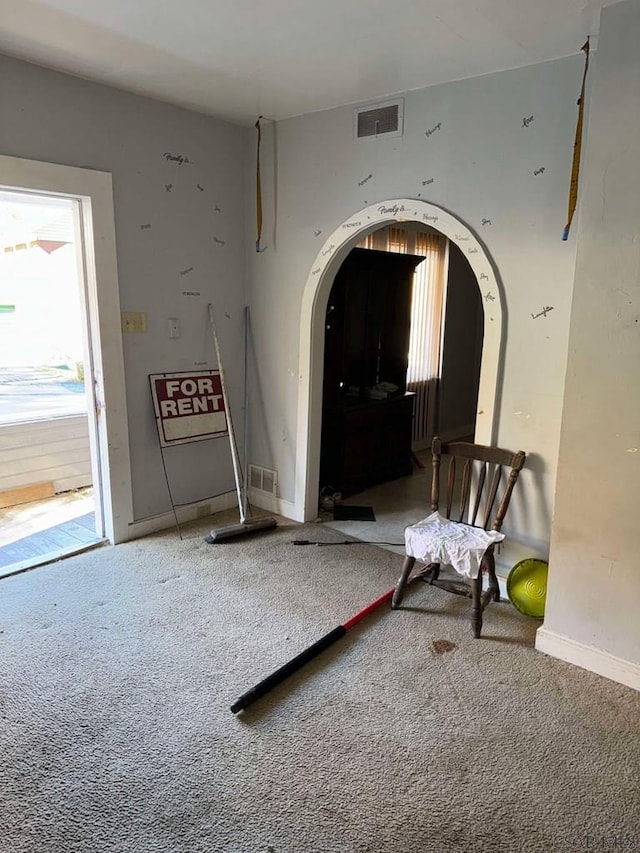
[208,304,245,524]
[242,306,249,519]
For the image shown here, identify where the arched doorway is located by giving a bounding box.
[295,199,503,522]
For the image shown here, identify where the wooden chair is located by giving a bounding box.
[391,436,526,638]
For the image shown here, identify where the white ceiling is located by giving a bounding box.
[0,0,620,126]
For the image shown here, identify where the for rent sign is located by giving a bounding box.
[150,371,227,446]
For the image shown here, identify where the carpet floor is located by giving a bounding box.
[1,516,639,853]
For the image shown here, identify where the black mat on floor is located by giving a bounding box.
[332,505,376,522]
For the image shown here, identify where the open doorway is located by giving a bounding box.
[0,190,103,574]
[317,223,484,515]
[0,154,132,576]
[295,198,503,523]
[356,223,484,448]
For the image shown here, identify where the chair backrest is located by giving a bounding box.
[430,436,526,532]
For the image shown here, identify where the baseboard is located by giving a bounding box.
[535,627,640,692]
[247,488,297,521]
[127,491,237,540]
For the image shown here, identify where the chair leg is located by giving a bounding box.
[391,556,415,609]
[485,550,500,602]
[426,562,440,584]
[471,573,483,638]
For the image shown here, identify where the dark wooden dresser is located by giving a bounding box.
[320,392,415,498]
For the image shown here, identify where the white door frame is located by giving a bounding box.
[295,199,503,522]
[0,154,132,544]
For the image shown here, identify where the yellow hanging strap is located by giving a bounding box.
[563,39,590,241]
[255,116,263,252]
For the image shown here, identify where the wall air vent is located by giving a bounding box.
[355,99,404,140]
[248,464,278,496]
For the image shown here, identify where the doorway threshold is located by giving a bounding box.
[0,537,106,580]
[0,490,103,578]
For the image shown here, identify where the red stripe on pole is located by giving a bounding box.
[342,588,394,630]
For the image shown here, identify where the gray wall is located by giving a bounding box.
[439,243,483,440]
[541,0,640,672]
[0,55,246,521]
[246,55,583,564]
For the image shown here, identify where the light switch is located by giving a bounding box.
[167,317,180,338]
[121,312,147,333]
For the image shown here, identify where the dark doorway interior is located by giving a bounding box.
[319,247,424,498]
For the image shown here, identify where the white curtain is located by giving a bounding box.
[406,231,447,386]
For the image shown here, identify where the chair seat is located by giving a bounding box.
[404,511,505,579]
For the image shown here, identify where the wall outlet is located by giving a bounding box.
[121,312,147,333]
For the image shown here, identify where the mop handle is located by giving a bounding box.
[230,625,347,714]
[230,572,424,714]
[208,305,245,524]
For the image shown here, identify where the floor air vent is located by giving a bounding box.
[248,464,278,496]
[355,99,404,140]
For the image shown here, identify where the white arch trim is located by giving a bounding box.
[294,198,503,522]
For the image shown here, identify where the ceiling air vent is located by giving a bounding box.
[355,99,404,140]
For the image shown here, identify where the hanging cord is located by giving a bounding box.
[562,38,590,241]
[255,116,265,252]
